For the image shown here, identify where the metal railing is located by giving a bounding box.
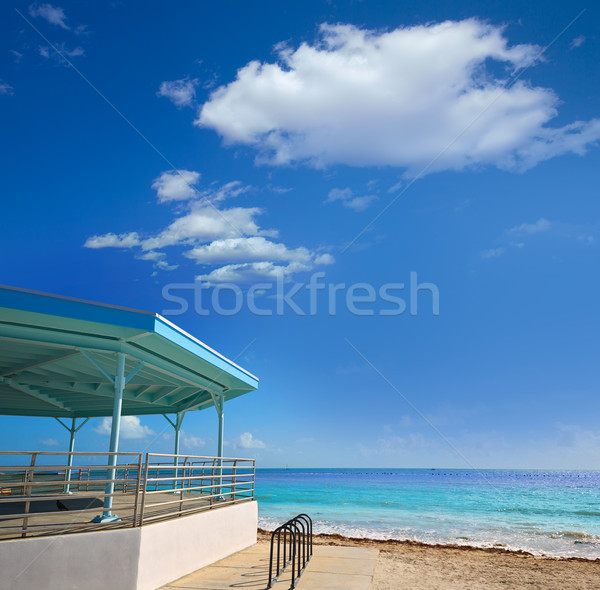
[0,451,255,540]
[267,514,312,589]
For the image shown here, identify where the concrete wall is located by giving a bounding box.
[1,501,258,590]
[2,526,141,590]
[137,501,258,590]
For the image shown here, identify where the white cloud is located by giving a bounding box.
[152,170,200,203]
[197,260,311,285]
[0,82,14,96]
[235,432,266,449]
[137,250,179,271]
[140,204,273,251]
[197,20,600,174]
[157,78,199,108]
[206,181,251,203]
[314,253,335,265]
[508,218,552,235]
[41,437,60,446]
[94,416,155,439]
[84,171,332,283]
[181,431,206,450]
[570,35,585,49]
[29,3,70,29]
[84,232,140,249]
[326,187,377,211]
[185,236,313,265]
[388,180,403,193]
[39,43,85,59]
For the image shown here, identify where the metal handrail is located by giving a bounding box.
[267,514,313,589]
[0,451,255,540]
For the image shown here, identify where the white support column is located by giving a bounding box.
[173,411,184,460]
[66,418,76,494]
[93,352,126,523]
[163,411,186,491]
[216,396,224,463]
[55,417,89,494]
[213,394,225,499]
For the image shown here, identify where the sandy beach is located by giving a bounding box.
[258,530,600,589]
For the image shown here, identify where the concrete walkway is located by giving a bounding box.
[162,543,378,590]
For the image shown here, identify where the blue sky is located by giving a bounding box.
[1,1,599,468]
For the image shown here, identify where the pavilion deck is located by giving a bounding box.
[0,451,254,541]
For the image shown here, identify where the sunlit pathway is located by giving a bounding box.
[161,543,378,590]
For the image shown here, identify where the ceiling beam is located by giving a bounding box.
[0,377,72,412]
[1,351,82,377]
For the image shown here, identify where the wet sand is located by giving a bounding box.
[258,530,600,589]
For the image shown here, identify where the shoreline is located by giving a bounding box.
[257,528,600,563]
[257,529,600,589]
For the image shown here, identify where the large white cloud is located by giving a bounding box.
[196,20,600,173]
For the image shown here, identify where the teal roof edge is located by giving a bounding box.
[0,284,258,386]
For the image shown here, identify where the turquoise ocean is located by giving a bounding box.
[255,469,600,559]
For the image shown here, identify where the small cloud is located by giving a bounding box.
[39,43,85,60]
[152,169,200,202]
[94,416,155,440]
[0,81,14,96]
[181,431,206,450]
[508,218,552,236]
[481,247,505,259]
[157,78,199,108]
[137,250,179,271]
[570,35,585,49]
[314,253,335,265]
[326,187,353,203]
[268,185,293,194]
[29,3,70,29]
[10,50,23,63]
[388,180,403,193]
[326,187,377,212]
[84,232,140,249]
[41,437,60,447]
[235,432,266,449]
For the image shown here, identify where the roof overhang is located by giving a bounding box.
[0,285,258,418]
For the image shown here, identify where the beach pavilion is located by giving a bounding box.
[0,284,259,590]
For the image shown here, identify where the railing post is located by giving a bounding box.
[138,453,150,527]
[21,453,37,538]
[132,453,143,528]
